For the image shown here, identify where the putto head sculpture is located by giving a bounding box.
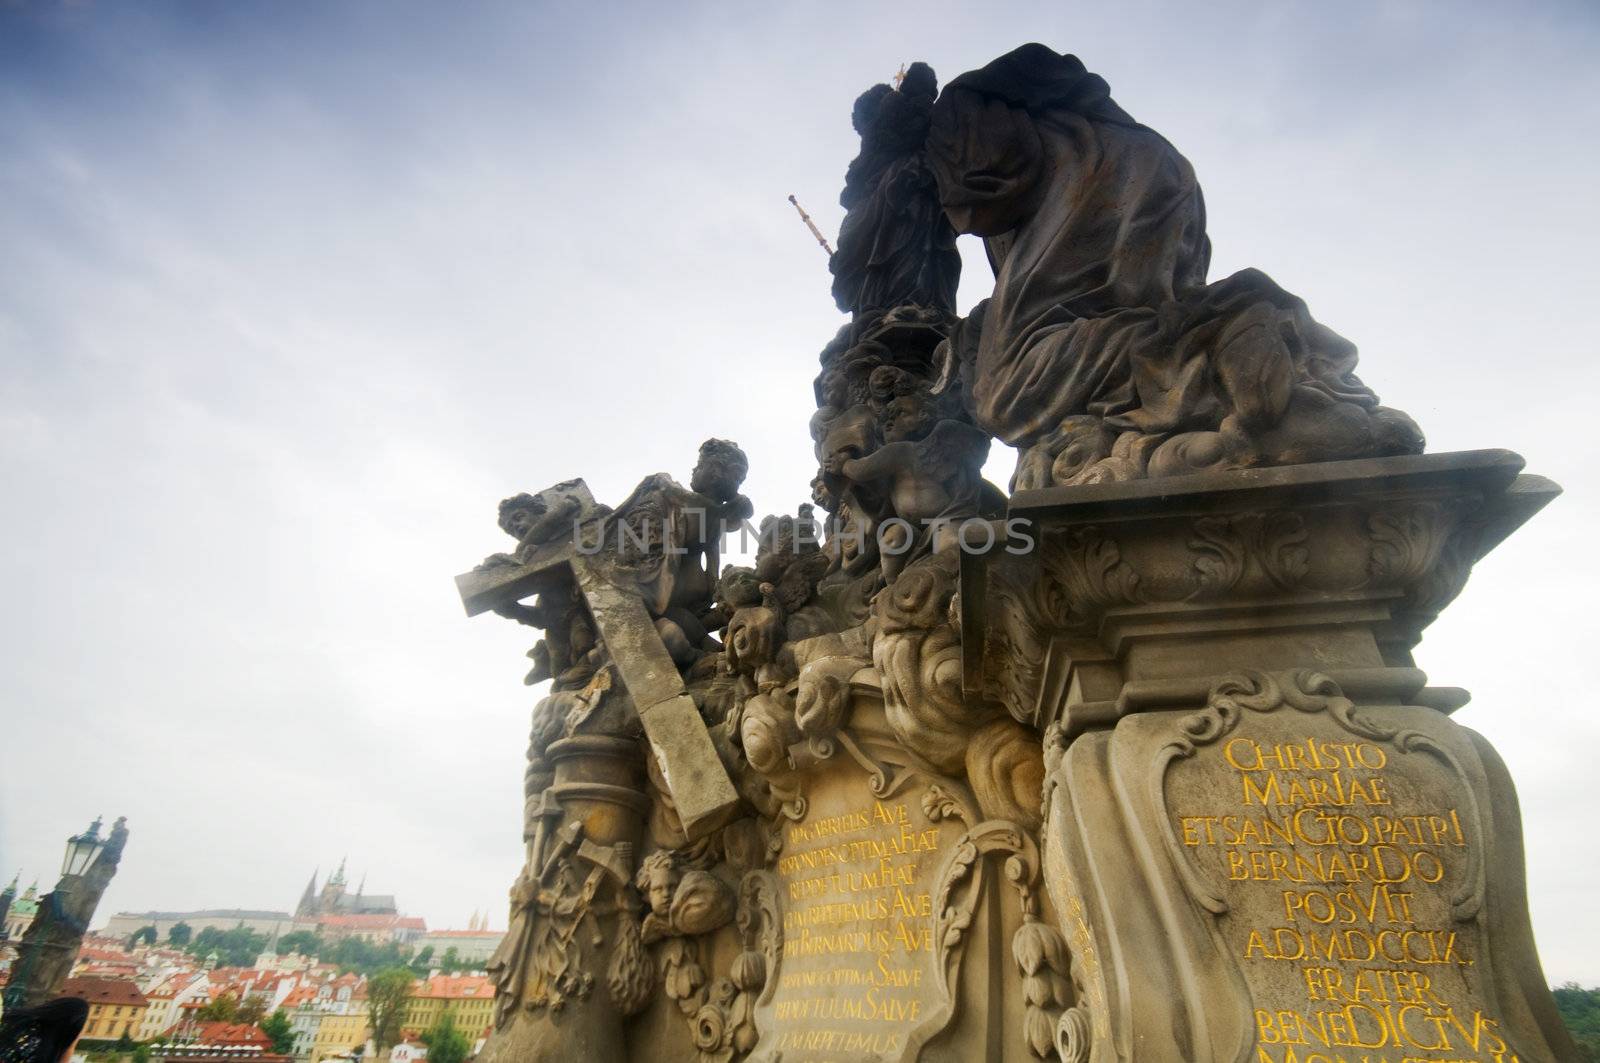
[690,438,750,502]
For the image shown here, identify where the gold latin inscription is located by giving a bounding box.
[762,787,950,1060]
[1172,724,1524,1062]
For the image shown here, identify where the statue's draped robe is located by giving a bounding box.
[831,87,960,318]
[932,45,1413,464]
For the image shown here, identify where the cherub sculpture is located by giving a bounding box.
[634,849,736,945]
[493,480,609,564]
[826,368,994,579]
[601,438,754,672]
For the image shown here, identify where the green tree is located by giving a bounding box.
[129,925,157,948]
[186,925,269,968]
[276,930,324,958]
[115,1033,135,1052]
[260,1009,296,1054]
[366,968,415,1057]
[132,1045,152,1063]
[167,922,193,947]
[410,945,435,972]
[323,936,411,976]
[236,997,268,1026]
[1555,983,1600,1061]
[196,993,240,1023]
[418,1011,470,1063]
[440,946,461,973]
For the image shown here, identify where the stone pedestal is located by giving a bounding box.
[963,450,1575,1061]
[480,736,649,1063]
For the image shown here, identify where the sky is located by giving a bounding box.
[1,0,1597,982]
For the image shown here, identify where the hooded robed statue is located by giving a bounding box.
[928,44,1423,488]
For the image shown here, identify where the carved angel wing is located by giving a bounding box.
[915,418,991,484]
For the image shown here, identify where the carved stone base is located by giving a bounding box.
[479,736,648,1063]
[965,450,1575,1061]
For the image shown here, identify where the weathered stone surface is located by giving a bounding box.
[746,689,1054,1063]
[752,753,958,1060]
[459,43,1572,1063]
[930,44,1422,488]
[1011,452,1575,1061]
[963,449,1558,734]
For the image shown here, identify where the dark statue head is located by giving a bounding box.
[870,364,940,442]
[497,492,549,541]
[850,83,893,136]
[848,62,937,153]
[691,438,749,500]
[929,44,1134,237]
[716,565,764,612]
[809,472,837,513]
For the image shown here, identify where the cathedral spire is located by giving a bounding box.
[296,869,318,916]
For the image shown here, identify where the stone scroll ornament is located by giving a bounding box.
[927,44,1424,489]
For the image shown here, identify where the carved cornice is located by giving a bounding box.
[964,450,1559,729]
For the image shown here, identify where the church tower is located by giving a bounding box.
[318,858,347,914]
[295,869,319,917]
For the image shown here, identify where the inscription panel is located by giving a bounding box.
[752,756,963,1062]
[1163,706,1527,1063]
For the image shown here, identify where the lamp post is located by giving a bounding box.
[61,819,107,881]
[2,816,128,1011]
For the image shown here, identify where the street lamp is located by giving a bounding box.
[3,816,127,1010]
[61,818,106,879]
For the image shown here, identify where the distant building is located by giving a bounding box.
[310,1000,370,1063]
[400,974,495,1042]
[192,1023,274,1049]
[310,913,425,946]
[418,913,502,965]
[106,859,415,946]
[153,1021,290,1063]
[294,862,396,918]
[3,881,39,940]
[282,971,367,1060]
[390,1040,427,1063]
[139,970,212,1041]
[60,975,150,1042]
[103,911,297,942]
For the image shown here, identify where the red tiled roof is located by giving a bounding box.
[78,946,133,962]
[194,1023,270,1047]
[61,976,149,1008]
[158,971,206,996]
[280,987,316,1008]
[414,975,493,1000]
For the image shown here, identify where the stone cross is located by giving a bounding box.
[456,542,740,840]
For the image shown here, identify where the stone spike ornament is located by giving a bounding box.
[463,43,1575,1062]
